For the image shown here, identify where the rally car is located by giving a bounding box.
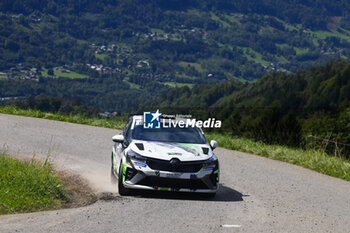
[111,115,219,196]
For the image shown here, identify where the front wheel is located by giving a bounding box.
[118,162,131,196]
[204,192,216,198]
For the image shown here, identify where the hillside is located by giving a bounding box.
[151,59,350,157]
[155,59,350,109]
[1,0,350,87]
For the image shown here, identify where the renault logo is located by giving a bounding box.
[169,158,181,171]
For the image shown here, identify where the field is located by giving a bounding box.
[42,68,88,79]
[165,82,194,88]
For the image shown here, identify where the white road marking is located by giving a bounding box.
[221,224,241,228]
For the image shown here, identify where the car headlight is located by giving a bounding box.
[202,154,219,170]
[125,149,148,164]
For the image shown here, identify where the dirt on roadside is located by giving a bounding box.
[55,170,98,209]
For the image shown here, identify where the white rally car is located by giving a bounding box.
[111,115,219,196]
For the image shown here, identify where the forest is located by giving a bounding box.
[0,74,169,112]
[148,59,350,158]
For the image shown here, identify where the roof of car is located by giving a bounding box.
[131,115,188,121]
[131,115,143,120]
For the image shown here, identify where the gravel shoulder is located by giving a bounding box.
[0,113,349,233]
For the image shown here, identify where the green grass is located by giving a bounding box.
[150,28,165,34]
[42,68,87,79]
[223,13,242,25]
[0,105,126,130]
[54,71,87,79]
[206,133,350,181]
[123,77,141,89]
[275,43,308,57]
[210,13,231,28]
[309,29,350,42]
[294,47,310,55]
[0,152,68,214]
[239,47,270,66]
[1,105,349,181]
[164,82,194,88]
[94,53,108,61]
[304,28,350,47]
[178,61,203,72]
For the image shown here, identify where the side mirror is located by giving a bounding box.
[112,134,125,143]
[210,140,218,150]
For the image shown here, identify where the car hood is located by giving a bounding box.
[129,140,213,162]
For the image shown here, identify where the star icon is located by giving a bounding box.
[151,109,161,122]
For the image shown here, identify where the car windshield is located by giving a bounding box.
[132,125,207,144]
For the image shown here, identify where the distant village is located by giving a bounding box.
[1,23,344,82]
[0,43,152,81]
[0,64,40,80]
[87,43,150,73]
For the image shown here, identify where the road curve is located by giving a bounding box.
[0,113,349,233]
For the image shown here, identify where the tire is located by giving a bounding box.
[118,161,131,196]
[204,192,216,198]
[110,153,117,184]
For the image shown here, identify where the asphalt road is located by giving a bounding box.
[0,114,350,233]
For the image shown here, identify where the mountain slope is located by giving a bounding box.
[155,59,350,110]
[151,59,350,156]
[1,0,350,84]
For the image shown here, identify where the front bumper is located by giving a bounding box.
[122,158,219,193]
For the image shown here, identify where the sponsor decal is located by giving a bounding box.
[202,166,215,171]
[163,118,221,129]
[133,161,147,168]
[175,143,201,156]
[142,110,221,129]
[165,173,182,178]
[122,163,127,185]
[167,152,182,156]
[155,142,176,149]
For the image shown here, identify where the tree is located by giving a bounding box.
[47,69,54,76]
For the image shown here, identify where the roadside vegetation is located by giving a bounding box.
[1,105,349,182]
[0,152,67,214]
[206,133,350,181]
[0,105,126,129]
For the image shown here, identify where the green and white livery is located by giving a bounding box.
[111,115,220,197]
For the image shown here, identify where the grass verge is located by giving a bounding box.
[206,133,350,181]
[0,105,126,129]
[0,152,68,214]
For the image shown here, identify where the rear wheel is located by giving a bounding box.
[118,162,131,196]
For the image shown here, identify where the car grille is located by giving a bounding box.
[138,176,208,189]
[146,158,204,172]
